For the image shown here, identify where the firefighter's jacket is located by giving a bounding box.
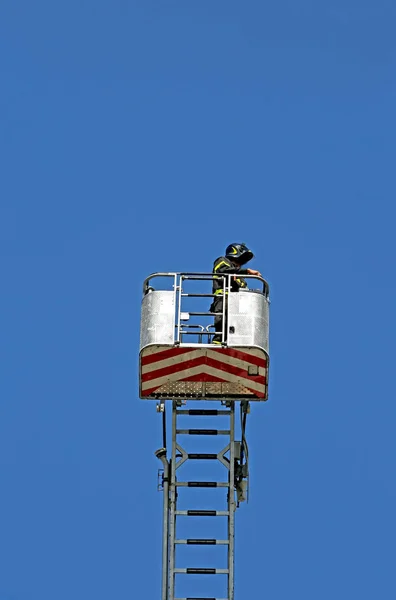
[211,256,249,297]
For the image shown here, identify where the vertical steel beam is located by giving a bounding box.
[155,448,170,600]
[228,402,236,600]
[168,401,177,599]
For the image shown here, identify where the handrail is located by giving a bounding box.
[143,272,270,298]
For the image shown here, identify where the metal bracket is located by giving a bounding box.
[217,443,231,470]
[157,468,164,491]
[175,443,188,470]
[241,400,250,414]
[236,480,248,503]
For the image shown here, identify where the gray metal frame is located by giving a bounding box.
[140,272,270,350]
[156,400,249,600]
[145,272,269,598]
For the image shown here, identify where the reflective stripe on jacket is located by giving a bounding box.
[212,256,248,295]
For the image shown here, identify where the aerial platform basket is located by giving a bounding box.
[139,272,270,401]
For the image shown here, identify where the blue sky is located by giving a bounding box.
[1,1,395,599]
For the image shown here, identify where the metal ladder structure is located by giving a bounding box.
[156,399,250,600]
[139,271,270,600]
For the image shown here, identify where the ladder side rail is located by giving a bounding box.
[169,401,178,599]
[156,448,170,600]
[228,402,236,600]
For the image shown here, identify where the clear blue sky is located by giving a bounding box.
[1,1,395,599]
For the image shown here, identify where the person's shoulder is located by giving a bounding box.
[213,256,233,272]
[213,255,228,266]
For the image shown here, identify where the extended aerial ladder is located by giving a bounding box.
[139,272,270,600]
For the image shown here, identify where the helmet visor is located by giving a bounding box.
[237,250,254,265]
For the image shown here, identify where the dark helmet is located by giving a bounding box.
[225,243,254,265]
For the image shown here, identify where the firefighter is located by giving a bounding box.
[210,243,262,344]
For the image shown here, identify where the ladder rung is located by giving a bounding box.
[175,539,229,545]
[177,409,230,416]
[188,453,217,460]
[176,482,228,488]
[180,331,211,335]
[176,510,229,517]
[176,429,230,435]
[181,311,214,316]
[175,568,229,575]
[180,293,215,297]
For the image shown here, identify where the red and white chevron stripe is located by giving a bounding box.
[139,345,268,400]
